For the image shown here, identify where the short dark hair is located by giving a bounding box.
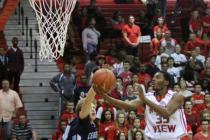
[159,71,172,88]
[167,57,174,62]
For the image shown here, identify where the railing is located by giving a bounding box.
[25,17,28,47]
[34,39,38,72]
[21,7,24,35]
[30,28,33,59]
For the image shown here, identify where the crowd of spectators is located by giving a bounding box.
[51,0,210,140]
[0,36,38,139]
[1,0,210,139]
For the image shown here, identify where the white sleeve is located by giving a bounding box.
[113,107,117,120]
[181,54,187,63]
[82,29,88,51]
[62,125,71,140]
[96,107,103,119]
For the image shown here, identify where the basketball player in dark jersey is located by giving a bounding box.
[62,86,98,140]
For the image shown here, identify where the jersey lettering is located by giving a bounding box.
[156,115,169,124]
[153,124,176,133]
[87,132,97,139]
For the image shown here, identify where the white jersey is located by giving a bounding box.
[144,90,187,140]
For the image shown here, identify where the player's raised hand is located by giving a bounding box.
[92,84,107,97]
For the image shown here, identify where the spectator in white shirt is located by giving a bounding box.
[156,53,169,70]
[167,57,181,83]
[160,30,177,55]
[195,46,206,65]
[82,17,101,55]
[171,44,187,69]
[155,46,167,68]
[112,55,124,76]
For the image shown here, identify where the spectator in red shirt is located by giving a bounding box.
[127,110,137,127]
[184,33,205,56]
[52,119,68,140]
[189,10,203,37]
[200,94,210,111]
[119,61,133,88]
[202,9,210,39]
[181,125,193,140]
[99,109,115,139]
[137,63,151,88]
[150,29,163,55]
[106,111,128,140]
[153,17,168,38]
[196,111,210,133]
[191,83,205,113]
[122,15,141,56]
[128,117,143,140]
[112,15,125,31]
[184,100,200,134]
[60,101,77,123]
[110,77,124,100]
[193,119,210,140]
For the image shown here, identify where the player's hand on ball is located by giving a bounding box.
[92,84,106,96]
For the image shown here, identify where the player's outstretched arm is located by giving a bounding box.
[79,86,96,119]
[103,94,143,110]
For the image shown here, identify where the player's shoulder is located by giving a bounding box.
[169,90,185,101]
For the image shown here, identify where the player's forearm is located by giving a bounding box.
[79,87,96,119]
[144,98,171,118]
[103,94,134,110]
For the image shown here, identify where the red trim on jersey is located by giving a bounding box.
[180,109,187,132]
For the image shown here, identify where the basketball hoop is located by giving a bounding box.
[29,0,77,60]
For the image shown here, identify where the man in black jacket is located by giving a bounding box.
[6,37,24,93]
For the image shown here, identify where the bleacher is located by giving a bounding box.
[0,0,210,139]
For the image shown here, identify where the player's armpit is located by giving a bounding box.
[165,94,185,116]
[144,93,185,118]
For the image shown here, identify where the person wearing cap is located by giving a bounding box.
[122,15,141,56]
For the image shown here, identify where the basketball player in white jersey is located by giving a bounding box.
[99,71,187,140]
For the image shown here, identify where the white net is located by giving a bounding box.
[29,0,77,60]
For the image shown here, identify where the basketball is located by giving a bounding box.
[92,68,117,93]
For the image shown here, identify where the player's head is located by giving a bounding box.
[76,99,96,121]
[152,71,172,91]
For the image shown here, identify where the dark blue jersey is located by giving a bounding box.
[63,117,97,140]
